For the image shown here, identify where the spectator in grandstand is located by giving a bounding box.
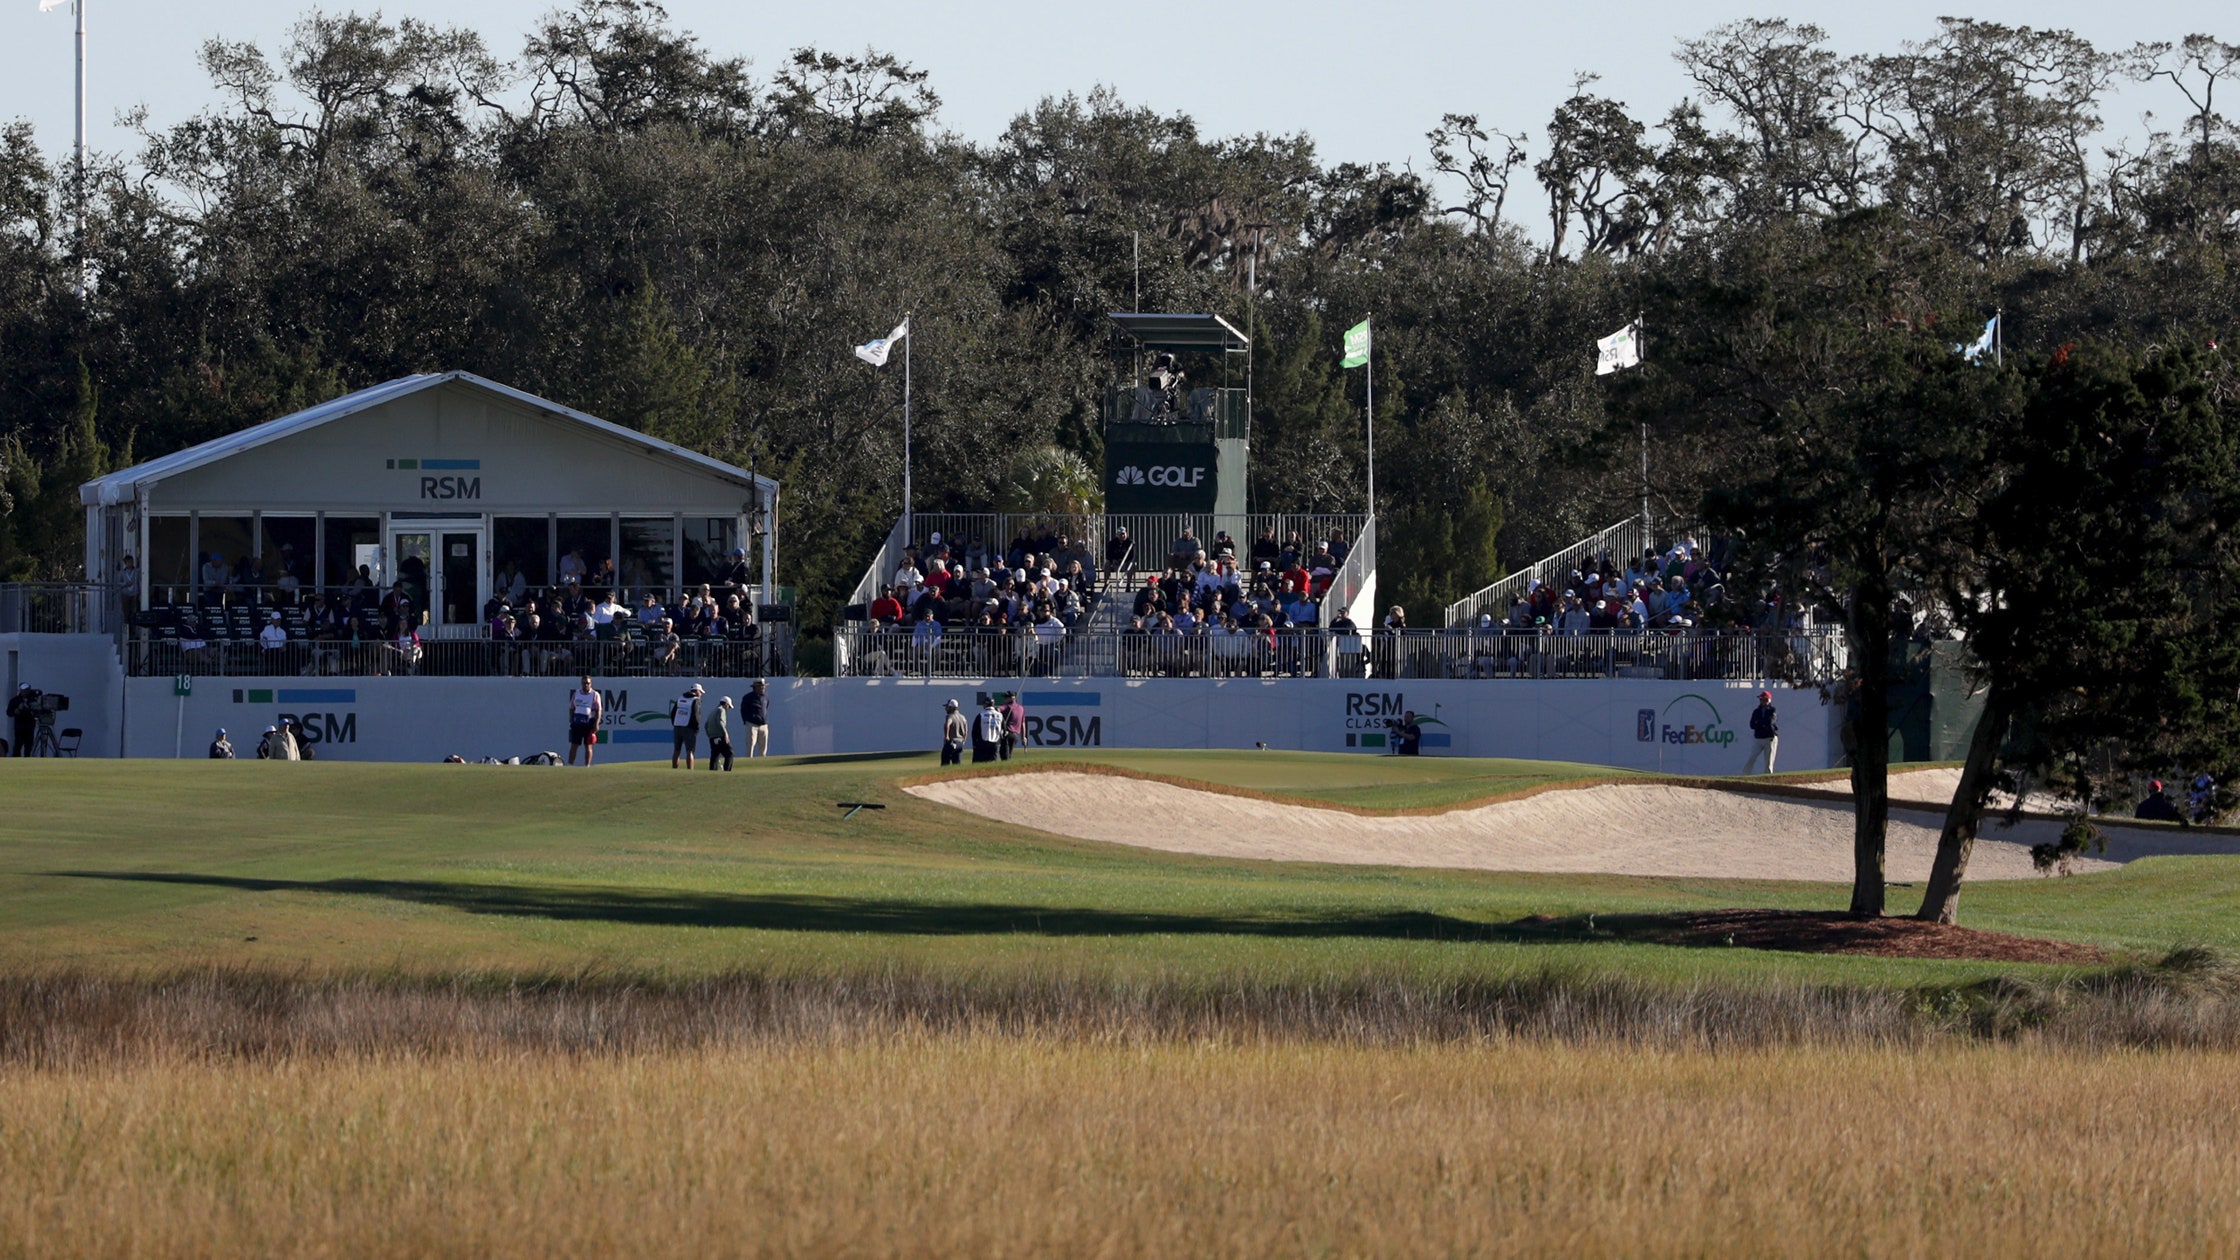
[208,727,234,759]
[742,679,772,757]
[199,551,225,590]
[385,604,422,675]
[1743,691,1779,774]
[650,618,683,671]
[720,547,752,591]
[1282,582,1318,628]
[668,684,703,769]
[869,585,906,626]
[592,589,629,629]
[914,607,945,655]
[1326,530,1351,565]
[559,548,587,584]
[567,676,603,766]
[1251,529,1280,568]
[940,698,968,765]
[971,696,1004,762]
[1105,527,1133,574]
[1000,690,1026,760]
[894,551,923,588]
[258,611,288,654]
[2192,775,2219,824]
[636,593,666,628]
[1168,529,1203,570]
[704,695,734,771]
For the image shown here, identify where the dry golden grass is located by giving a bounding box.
[5,1038,2240,1258]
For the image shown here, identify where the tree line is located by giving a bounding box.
[3,5,2240,918]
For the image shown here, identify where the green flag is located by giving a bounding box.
[1341,318,1370,369]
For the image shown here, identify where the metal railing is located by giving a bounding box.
[832,625,1847,683]
[125,628,795,680]
[1445,515,1654,627]
[846,512,1374,609]
[0,582,122,636]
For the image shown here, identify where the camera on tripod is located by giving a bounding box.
[24,691,68,719]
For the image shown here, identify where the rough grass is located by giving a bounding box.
[6,1036,2240,1258]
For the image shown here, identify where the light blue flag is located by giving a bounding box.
[1956,315,1998,363]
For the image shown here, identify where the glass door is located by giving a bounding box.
[438,529,484,627]
[388,528,485,630]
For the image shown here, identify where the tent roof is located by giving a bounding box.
[80,371,775,507]
[1105,313,1250,351]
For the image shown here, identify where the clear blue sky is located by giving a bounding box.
[0,1,2222,180]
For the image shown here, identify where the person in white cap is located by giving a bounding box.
[669,684,704,769]
[704,695,734,772]
[940,698,968,765]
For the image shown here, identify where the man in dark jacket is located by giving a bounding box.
[1743,690,1779,775]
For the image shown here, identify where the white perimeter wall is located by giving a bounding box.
[111,673,1835,773]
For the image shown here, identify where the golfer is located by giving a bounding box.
[705,696,735,771]
[669,684,704,769]
[566,675,604,766]
[940,698,968,765]
[1744,690,1779,775]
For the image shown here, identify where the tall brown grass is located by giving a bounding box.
[9,953,2240,1069]
[6,1038,2240,1257]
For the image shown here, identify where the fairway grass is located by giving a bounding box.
[6,1038,2237,1258]
[0,755,2235,988]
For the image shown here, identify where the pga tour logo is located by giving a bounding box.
[1115,464,1208,487]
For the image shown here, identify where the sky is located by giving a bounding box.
[0,0,2225,183]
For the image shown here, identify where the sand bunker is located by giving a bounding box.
[907,772,2232,882]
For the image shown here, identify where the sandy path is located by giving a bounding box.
[908,772,2234,882]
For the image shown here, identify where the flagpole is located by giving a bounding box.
[1637,314,1648,533]
[1994,306,2002,367]
[903,312,913,545]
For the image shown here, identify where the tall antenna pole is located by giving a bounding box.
[1132,232,1140,313]
[73,0,87,299]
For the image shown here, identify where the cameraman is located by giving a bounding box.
[6,685,36,757]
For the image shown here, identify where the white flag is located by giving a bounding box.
[1595,322,1641,375]
[853,319,909,367]
[38,0,70,12]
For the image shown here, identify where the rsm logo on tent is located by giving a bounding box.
[232,687,357,744]
[1639,694,1735,747]
[983,691,1103,746]
[1113,464,1207,488]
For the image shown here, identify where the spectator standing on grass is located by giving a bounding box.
[1000,690,1027,760]
[742,679,772,757]
[705,696,735,771]
[1392,711,1423,757]
[972,696,1004,763]
[7,685,35,757]
[1743,690,1779,775]
[208,727,234,759]
[567,676,604,766]
[940,698,968,765]
[669,684,703,769]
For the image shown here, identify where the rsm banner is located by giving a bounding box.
[124,675,1834,771]
[1105,440,1220,512]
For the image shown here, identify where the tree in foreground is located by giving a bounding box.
[1915,342,2240,922]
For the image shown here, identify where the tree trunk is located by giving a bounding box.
[1846,594,1892,917]
[1916,689,2012,925]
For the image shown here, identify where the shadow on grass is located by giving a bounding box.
[48,870,1511,942]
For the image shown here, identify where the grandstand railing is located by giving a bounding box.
[844,512,1374,610]
[123,629,795,680]
[1444,515,1654,627]
[832,625,1847,683]
[0,582,123,636]
[1325,517,1377,625]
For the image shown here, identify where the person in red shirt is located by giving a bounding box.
[868,585,906,625]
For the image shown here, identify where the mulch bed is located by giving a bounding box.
[1507,908,2107,964]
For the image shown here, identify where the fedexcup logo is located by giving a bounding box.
[1653,694,1736,747]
